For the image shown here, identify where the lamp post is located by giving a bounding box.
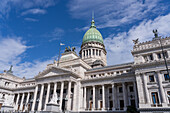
[153,29,169,81]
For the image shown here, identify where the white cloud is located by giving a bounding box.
[21,8,46,16]
[68,0,167,28]
[0,37,54,78]
[104,13,170,65]
[24,18,39,22]
[0,0,58,18]
[45,28,65,42]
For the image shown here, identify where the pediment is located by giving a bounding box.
[35,66,72,79]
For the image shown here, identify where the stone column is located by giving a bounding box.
[133,82,138,108]
[84,87,87,110]
[122,82,127,110]
[142,73,150,104]
[102,85,105,110]
[15,93,20,110]
[157,71,166,103]
[73,83,77,111]
[54,82,57,95]
[44,83,50,110]
[59,82,64,110]
[20,93,25,111]
[92,86,96,110]
[38,84,44,111]
[67,81,72,110]
[136,74,145,104]
[25,92,30,111]
[31,85,38,111]
[112,84,115,110]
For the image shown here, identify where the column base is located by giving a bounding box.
[102,108,105,111]
[112,107,115,111]
[123,107,127,111]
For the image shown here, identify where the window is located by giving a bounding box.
[157,53,161,59]
[91,90,93,95]
[96,50,98,55]
[167,91,170,103]
[93,49,95,55]
[129,86,134,92]
[100,89,102,94]
[86,50,88,56]
[119,87,123,93]
[164,74,170,81]
[149,75,155,82]
[99,50,101,56]
[89,49,91,56]
[109,88,112,93]
[63,89,67,93]
[149,54,153,60]
[165,51,168,58]
[151,92,159,104]
[83,51,85,57]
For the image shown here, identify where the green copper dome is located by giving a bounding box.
[82,18,104,44]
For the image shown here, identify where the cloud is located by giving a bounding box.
[0,37,54,78]
[21,8,46,16]
[45,28,65,42]
[104,13,170,65]
[0,0,58,18]
[24,18,39,22]
[68,0,168,28]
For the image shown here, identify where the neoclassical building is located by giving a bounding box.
[0,18,170,113]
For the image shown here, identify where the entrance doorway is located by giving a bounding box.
[109,101,113,110]
[120,100,124,110]
[89,101,93,110]
[131,99,136,107]
[62,99,65,111]
[0,103,2,110]
[100,101,102,110]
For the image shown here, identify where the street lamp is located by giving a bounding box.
[153,29,169,81]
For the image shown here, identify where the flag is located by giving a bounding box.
[60,43,65,46]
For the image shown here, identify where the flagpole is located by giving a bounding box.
[57,44,61,66]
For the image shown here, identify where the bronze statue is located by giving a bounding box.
[133,38,139,45]
[153,29,158,38]
[72,47,76,52]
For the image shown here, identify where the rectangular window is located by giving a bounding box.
[164,74,170,81]
[91,90,93,95]
[109,88,112,93]
[165,51,168,58]
[119,87,123,93]
[149,54,153,60]
[157,53,161,59]
[89,49,91,56]
[93,49,95,55]
[151,92,159,104]
[99,50,101,56]
[86,50,88,56]
[83,51,85,57]
[100,89,102,94]
[129,86,134,92]
[149,75,155,82]
[96,50,98,55]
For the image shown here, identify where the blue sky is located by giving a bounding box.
[0,0,170,78]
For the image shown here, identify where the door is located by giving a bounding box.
[89,101,93,110]
[120,100,124,110]
[131,99,136,107]
[62,99,65,111]
[100,101,102,110]
[109,101,113,110]
[0,103,2,110]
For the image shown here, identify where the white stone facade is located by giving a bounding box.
[0,35,170,113]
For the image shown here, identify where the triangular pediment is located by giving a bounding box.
[35,66,73,79]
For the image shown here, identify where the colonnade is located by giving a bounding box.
[83,82,138,111]
[81,48,102,59]
[15,81,77,112]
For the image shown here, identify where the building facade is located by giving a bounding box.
[0,18,170,113]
